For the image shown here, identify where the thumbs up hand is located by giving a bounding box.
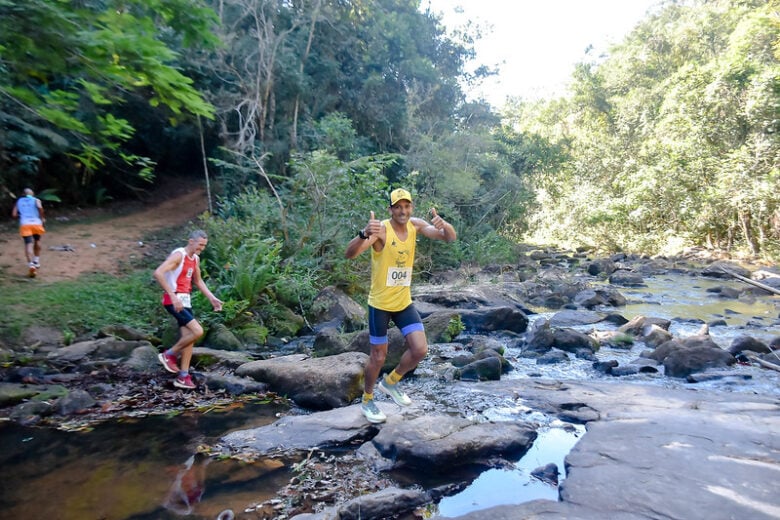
[365,211,381,237]
[430,207,445,230]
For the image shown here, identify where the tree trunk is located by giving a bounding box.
[738,210,760,255]
[291,0,322,150]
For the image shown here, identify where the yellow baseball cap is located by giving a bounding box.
[390,188,412,206]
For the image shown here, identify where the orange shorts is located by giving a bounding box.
[19,224,45,238]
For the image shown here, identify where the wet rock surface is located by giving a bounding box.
[441,379,780,520]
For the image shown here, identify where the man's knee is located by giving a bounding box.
[406,332,428,359]
[183,320,204,339]
[191,322,204,339]
[369,344,388,364]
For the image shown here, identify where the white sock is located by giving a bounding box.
[33,256,40,264]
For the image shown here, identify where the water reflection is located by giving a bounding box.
[435,423,585,517]
[163,452,210,515]
[0,402,289,520]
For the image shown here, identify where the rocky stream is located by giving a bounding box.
[1,248,779,519]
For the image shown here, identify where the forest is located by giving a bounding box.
[1,0,778,336]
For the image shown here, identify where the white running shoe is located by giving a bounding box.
[378,379,412,406]
[360,399,386,423]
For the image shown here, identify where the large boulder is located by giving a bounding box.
[312,327,350,357]
[290,487,433,520]
[369,415,537,470]
[456,356,503,381]
[643,324,673,348]
[309,286,366,332]
[609,270,645,286]
[663,346,736,378]
[524,319,556,354]
[459,307,529,334]
[235,352,368,410]
[421,310,462,343]
[727,335,770,356]
[618,315,671,336]
[221,404,380,453]
[203,323,244,351]
[552,328,599,354]
[47,337,153,363]
[702,261,751,279]
[412,285,526,311]
[586,257,616,276]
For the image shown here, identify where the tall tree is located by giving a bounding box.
[516,0,780,257]
[0,0,219,202]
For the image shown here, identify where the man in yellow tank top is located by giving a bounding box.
[345,188,457,423]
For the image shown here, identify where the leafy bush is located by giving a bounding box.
[442,315,465,342]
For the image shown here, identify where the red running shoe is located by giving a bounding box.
[174,374,196,390]
[158,352,179,373]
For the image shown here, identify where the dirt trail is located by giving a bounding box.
[0,186,208,282]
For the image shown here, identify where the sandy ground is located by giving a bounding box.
[0,186,208,282]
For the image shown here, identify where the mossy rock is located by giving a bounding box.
[0,383,68,406]
[270,307,306,338]
[237,323,269,346]
[204,323,244,351]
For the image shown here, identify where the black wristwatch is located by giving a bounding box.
[358,229,369,240]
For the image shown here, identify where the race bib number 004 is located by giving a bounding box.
[386,267,412,287]
[176,293,192,308]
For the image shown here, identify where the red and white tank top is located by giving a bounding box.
[161,248,198,305]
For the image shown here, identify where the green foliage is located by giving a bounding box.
[308,112,372,160]
[222,238,283,303]
[442,315,465,343]
[0,272,161,342]
[282,148,395,285]
[36,189,62,203]
[514,0,780,259]
[612,333,635,348]
[197,195,321,335]
[0,0,218,200]
[62,329,75,346]
[467,230,524,266]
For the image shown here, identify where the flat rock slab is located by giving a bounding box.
[442,379,780,520]
[372,415,536,469]
[221,403,382,453]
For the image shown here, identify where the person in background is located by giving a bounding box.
[344,188,457,423]
[11,188,45,278]
[154,229,222,389]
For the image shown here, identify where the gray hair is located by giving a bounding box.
[23,188,34,196]
[189,229,208,240]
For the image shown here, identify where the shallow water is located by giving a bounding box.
[510,272,780,398]
[423,272,780,517]
[0,402,290,520]
[614,274,780,341]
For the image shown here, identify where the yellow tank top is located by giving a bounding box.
[368,220,416,311]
